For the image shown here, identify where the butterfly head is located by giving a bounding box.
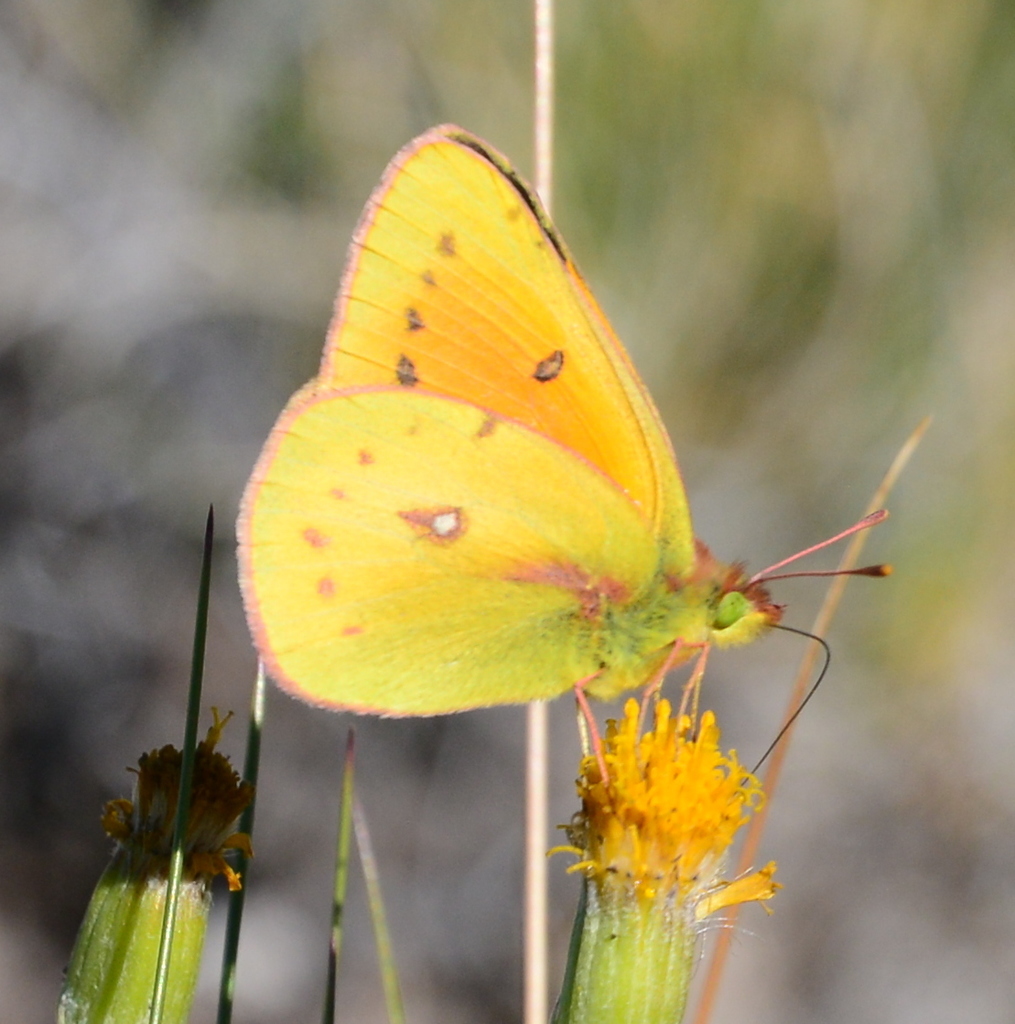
[693,541,784,648]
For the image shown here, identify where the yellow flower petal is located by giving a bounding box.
[694,861,781,921]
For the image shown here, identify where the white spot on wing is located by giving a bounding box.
[432,510,461,537]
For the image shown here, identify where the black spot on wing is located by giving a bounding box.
[533,350,564,382]
[396,354,419,387]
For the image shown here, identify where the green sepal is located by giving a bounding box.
[552,880,694,1024]
[58,855,210,1024]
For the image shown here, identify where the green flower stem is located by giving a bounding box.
[58,855,210,1024]
[557,880,695,1024]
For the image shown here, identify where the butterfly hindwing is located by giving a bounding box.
[239,387,676,714]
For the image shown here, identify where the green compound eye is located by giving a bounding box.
[714,591,750,631]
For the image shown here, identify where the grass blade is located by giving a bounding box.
[149,506,215,1024]
[216,659,267,1024]
[322,730,357,1024]
[353,793,405,1024]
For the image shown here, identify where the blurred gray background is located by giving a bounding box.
[1,0,1013,1021]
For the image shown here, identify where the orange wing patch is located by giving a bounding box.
[315,127,693,569]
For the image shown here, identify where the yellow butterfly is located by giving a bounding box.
[237,125,784,715]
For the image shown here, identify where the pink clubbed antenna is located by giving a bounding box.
[748,510,890,586]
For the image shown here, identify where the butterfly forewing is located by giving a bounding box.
[318,126,694,574]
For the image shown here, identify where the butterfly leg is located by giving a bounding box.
[637,639,710,732]
[573,672,609,783]
[639,639,681,730]
[676,643,711,724]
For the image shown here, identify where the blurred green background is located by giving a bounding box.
[2,0,1012,1021]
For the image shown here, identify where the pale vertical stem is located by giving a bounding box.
[526,5,554,1024]
[690,417,930,1024]
[524,701,549,1024]
[534,0,554,208]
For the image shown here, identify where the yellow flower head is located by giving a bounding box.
[101,709,254,891]
[566,699,778,922]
